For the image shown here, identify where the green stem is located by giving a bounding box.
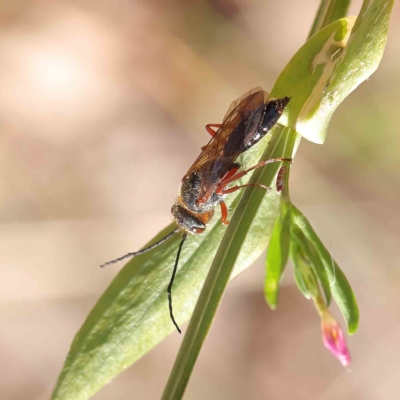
[280,128,298,199]
[309,0,350,38]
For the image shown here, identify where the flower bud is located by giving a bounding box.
[320,312,351,367]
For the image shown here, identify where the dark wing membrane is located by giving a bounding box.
[186,89,266,177]
[222,86,266,122]
[184,89,267,202]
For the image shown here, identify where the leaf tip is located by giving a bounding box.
[264,282,278,310]
[347,310,360,335]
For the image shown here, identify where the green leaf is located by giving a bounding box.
[264,200,291,309]
[291,226,332,305]
[272,0,394,144]
[52,127,288,400]
[291,205,359,334]
[290,241,312,300]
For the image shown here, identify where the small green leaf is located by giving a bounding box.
[272,0,394,144]
[291,205,359,334]
[298,260,320,300]
[264,200,291,309]
[290,241,312,300]
[291,226,332,305]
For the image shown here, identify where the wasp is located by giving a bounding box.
[102,88,291,333]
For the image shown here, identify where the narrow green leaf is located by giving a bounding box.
[272,0,394,144]
[290,241,312,300]
[264,201,291,309]
[291,205,359,334]
[291,226,332,305]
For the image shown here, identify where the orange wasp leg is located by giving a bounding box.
[205,123,223,137]
[219,200,230,225]
[201,124,224,150]
[221,164,240,181]
[218,157,292,188]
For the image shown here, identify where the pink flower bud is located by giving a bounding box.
[320,313,351,367]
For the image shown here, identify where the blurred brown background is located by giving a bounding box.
[1,0,399,399]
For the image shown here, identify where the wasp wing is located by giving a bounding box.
[186,89,266,175]
[184,89,267,203]
[222,87,269,122]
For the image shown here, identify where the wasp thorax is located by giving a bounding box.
[180,171,221,213]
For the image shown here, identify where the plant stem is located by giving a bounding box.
[309,0,350,38]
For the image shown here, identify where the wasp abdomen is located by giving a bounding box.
[223,103,265,157]
[243,97,291,151]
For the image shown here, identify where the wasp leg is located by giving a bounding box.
[201,124,224,150]
[218,157,292,188]
[205,123,223,136]
[219,200,230,225]
[220,163,240,181]
[220,182,271,195]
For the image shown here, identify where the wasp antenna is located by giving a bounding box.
[167,233,188,334]
[100,228,180,268]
